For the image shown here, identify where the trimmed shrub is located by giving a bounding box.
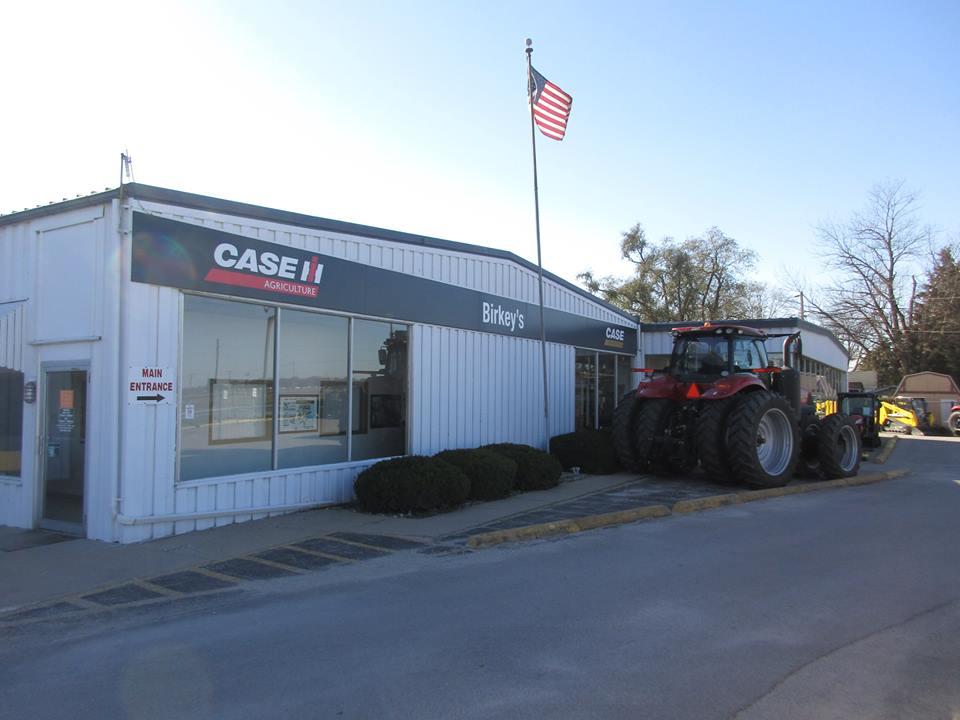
[549,429,619,475]
[354,456,470,515]
[481,443,562,491]
[436,448,518,501]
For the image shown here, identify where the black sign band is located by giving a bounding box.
[131,213,637,354]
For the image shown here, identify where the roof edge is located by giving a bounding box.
[1,183,636,325]
[640,317,849,359]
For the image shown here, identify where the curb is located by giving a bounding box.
[872,435,898,464]
[467,468,911,549]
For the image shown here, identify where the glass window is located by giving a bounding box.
[351,320,408,461]
[277,310,349,468]
[598,354,616,428]
[180,296,275,481]
[676,336,729,375]
[732,338,768,372]
[575,350,596,430]
[0,368,23,477]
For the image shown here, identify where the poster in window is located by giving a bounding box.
[209,380,271,444]
[279,395,319,434]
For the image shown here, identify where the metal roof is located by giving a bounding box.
[0,183,637,324]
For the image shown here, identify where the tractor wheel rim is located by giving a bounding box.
[837,425,859,471]
[756,408,793,476]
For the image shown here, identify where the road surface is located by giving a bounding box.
[2,436,958,719]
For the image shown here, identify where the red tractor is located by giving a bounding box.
[948,404,960,437]
[613,323,861,488]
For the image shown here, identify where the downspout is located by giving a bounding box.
[111,192,127,533]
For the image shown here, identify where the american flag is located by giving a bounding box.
[529,67,573,141]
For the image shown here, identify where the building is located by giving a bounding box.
[895,371,960,428]
[0,184,638,542]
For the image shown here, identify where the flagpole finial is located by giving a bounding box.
[525,38,532,55]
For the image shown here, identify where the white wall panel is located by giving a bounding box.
[410,324,573,455]
[0,303,25,371]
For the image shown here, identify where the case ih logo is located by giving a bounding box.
[208,242,325,298]
[604,327,625,348]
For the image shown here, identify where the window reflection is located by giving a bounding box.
[277,310,349,468]
[0,368,23,477]
[180,297,275,481]
[178,296,409,481]
[351,320,407,461]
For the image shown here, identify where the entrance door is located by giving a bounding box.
[41,369,87,534]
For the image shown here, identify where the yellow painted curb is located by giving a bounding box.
[464,468,912,549]
[672,494,740,513]
[467,504,671,548]
[872,436,898,465]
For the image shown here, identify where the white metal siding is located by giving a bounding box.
[0,303,25,372]
[410,324,574,455]
[0,203,121,539]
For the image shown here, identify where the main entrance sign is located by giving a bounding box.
[131,213,637,354]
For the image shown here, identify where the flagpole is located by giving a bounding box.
[525,38,551,448]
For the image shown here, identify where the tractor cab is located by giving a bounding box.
[838,391,881,448]
[669,324,772,380]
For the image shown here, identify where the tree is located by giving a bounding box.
[579,225,772,322]
[909,246,960,384]
[798,180,934,385]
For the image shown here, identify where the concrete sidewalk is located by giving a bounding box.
[0,471,636,613]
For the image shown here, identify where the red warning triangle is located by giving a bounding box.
[686,383,701,399]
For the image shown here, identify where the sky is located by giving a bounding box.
[2,0,958,306]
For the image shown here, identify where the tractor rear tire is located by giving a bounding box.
[633,398,673,471]
[696,397,739,485]
[612,393,643,472]
[726,391,799,489]
[949,411,960,438]
[795,407,823,479]
[818,414,861,479]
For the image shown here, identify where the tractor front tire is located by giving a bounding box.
[726,391,799,489]
[949,411,960,438]
[612,393,643,472]
[817,414,861,479]
[633,398,673,471]
[795,406,823,479]
[696,397,739,485]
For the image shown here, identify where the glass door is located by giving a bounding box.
[41,369,87,534]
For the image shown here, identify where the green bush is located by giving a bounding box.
[435,448,518,501]
[353,456,470,515]
[481,443,562,491]
[549,429,619,474]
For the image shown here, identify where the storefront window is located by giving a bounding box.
[180,296,276,482]
[178,296,409,481]
[598,354,616,428]
[577,350,633,430]
[575,350,596,430]
[277,310,349,468]
[351,320,408,461]
[0,368,23,477]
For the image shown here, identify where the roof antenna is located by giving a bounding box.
[121,150,134,183]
